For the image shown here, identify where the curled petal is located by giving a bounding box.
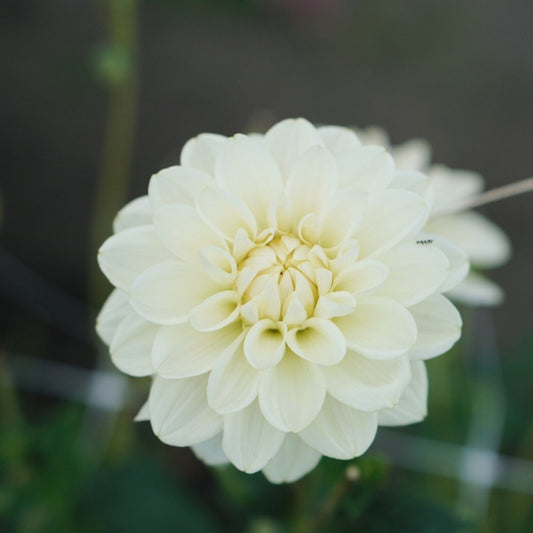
[337,146,394,191]
[189,291,241,332]
[333,260,389,297]
[317,125,361,156]
[180,133,226,175]
[191,433,229,466]
[244,319,287,369]
[286,318,346,366]
[96,289,130,345]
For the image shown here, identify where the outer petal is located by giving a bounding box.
[407,295,462,360]
[357,190,429,258]
[148,166,212,211]
[98,226,174,291]
[378,361,428,426]
[113,196,152,233]
[96,289,130,345]
[446,272,504,306]
[286,146,338,226]
[151,322,242,378]
[191,433,230,466]
[425,211,511,268]
[180,132,226,175]
[110,311,157,376]
[265,118,324,177]
[149,375,223,446]
[428,234,469,292]
[389,171,433,208]
[375,241,449,306]
[317,125,361,156]
[208,340,261,414]
[215,134,283,229]
[154,204,226,262]
[130,261,218,325]
[337,146,394,191]
[323,351,411,411]
[222,401,285,473]
[335,297,417,359]
[263,434,321,484]
[391,139,431,172]
[300,396,378,460]
[259,351,326,432]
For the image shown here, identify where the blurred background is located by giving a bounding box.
[1,1,532,531]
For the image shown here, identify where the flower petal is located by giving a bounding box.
[134,401,150,421]
[154,204,226,263]
[191,433,229,466]
[96,289,130,345]
[375,241,449,306]
[130,261,217,325]
[265,118,324,177]
[317,125,361,156]
[319,188,367,249]
[222,401,285,473]
[152,322,242,378]
[446,272,504,306]
[196,187,257,240]
[110,311,157,376]
[113,196,152,233]
[323,351,411,411]
[263,434,321,484]
[337,146,394,191]
[189,290,241,332]
[259,350,326,432]
[148,166,212,211]
[357,190,429,257]
[215,134,283,229]
[286,146,338,227]
[98,226,174,291]
[391,139,431,172]
[180,132,226,175]
[244,319,287,369]
[335,297,417,359]
[390,171,433,207]
[407,294,461,360]
[332,260,389,297]
[300,396,378,460]
[378,361,428,426]
[208,340,260,414]
[426,211,511,269]
[428,233,469,292]
[286,318,346,366]
[149,375,223,446]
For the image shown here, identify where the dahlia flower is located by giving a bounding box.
[97,118,466,483]
[358,127,511,306]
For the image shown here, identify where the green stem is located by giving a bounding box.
[88,0,139,311]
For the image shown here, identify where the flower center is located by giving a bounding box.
[237,235,331,326]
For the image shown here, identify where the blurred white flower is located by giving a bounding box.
[357,127,511,306]
[97,119,465,483]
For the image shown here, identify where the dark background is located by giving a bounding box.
[1,1,532,532]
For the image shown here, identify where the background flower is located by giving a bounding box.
[357,127,511,306]
[97,118,465,483]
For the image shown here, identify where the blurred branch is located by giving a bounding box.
[89,0,139,309]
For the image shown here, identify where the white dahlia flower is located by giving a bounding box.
[358,127,511,306]
[97,118,466,483]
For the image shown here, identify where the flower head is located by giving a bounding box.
[357,127,511,306]
[97,118,465,483]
